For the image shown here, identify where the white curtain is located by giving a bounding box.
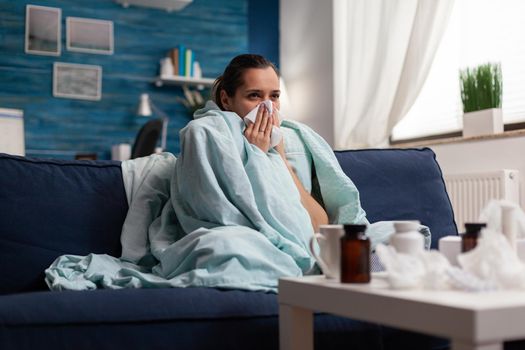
[333,0,454,149]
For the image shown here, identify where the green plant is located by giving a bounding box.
[176,86,209,117]
[459,62,502,113]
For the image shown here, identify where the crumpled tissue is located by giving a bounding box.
[243,100,283,148]
[457,200,525,290]
[377,200,525,292]
[376,244,451,290]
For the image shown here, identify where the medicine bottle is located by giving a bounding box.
[340,224,370,283]
[390,220,424,255]
[461,223,486,253]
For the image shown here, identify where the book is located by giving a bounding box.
[170,47,179,76]
[185,48,193,77]
[169,45,201,78]
[193,61,202,79]
[178,44,185,76]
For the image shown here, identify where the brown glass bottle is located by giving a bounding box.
[340,224,370,283]
[461,222,486,253]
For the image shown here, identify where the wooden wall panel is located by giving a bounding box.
[0,0,248,159]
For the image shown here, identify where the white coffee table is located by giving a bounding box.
[278,274,525,350]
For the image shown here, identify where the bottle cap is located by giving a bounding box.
[464,222,487,234]
[393,220,420,233]
[343,224,367,234]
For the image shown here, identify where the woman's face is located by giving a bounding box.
[220,67,281,118]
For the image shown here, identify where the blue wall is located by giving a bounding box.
[248,0,279,68]
[0,0,249,159]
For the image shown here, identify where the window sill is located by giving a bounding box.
[390,128,525,148]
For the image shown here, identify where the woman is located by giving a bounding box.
[212,54,329,232]
[47,54,370,293]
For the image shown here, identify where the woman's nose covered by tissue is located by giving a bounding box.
[243,100,283,148]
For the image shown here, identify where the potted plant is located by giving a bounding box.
[459,62,503,137]
[176,86,208,118]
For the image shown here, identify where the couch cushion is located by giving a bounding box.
[0,288,276,324]
[0,154,127,294]
[0,287,439,350]
[334,148,457,248]
[0,288,382,350]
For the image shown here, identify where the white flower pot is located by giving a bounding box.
[462,108,503,138]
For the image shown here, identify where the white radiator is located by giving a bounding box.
[444,170,520,232]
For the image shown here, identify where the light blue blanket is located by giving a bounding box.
[46,101,428,292]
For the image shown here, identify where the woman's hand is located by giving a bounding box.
[244,104,273,153]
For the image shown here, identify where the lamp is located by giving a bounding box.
[136,93,169,151]
[137,93,153,117]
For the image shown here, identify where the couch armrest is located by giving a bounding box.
[0,153,128,294]
[334,147,457,248]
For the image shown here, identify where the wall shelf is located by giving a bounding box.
[116,0,193,12]
[155,75,215,89]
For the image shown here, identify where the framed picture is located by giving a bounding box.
[25,5,61,56]
[53,62,102,101]
[66,17,114,55]
[0,108,25,156]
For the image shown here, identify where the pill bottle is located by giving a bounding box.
[340,224,370,283]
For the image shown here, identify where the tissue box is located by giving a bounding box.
[439,235,525,265]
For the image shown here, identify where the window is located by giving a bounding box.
[391,0,525,142]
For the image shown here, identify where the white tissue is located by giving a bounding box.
[376,244,452,290]
[456,200,525,290]
[457,229,525,290]
[419,250,453,290]
[378,200,525,292]
[479,200,525,246]
[375,244,425,289]
[243,100,283,148]
[377,242,501,291]
[446,267,498,292]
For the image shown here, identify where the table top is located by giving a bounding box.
[278,274,525,342]
[279,274,525,311]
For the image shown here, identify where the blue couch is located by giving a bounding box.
[0,148,457,350]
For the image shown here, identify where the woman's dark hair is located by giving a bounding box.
[213,54,279,110]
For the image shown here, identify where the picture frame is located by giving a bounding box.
[53,62,102,101]
[25,5,61,56]
[0,108,25,156]
[66,17,114,55]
